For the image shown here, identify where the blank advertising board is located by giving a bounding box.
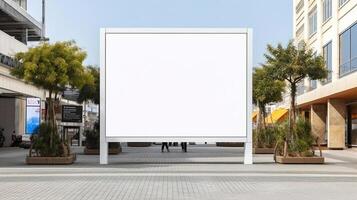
[100,28,253,164]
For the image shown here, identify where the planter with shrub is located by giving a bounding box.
[274,119,324,164]
[216,142,244,147]
[127,142,152,147]
[84,122,121,155]
[253,126,278,154]
[26,123,76,165]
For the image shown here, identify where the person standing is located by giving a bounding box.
[161,142,169,152]
[181,142,187,152]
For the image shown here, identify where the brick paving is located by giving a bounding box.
[1,145,357,200]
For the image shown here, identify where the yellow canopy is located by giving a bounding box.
[265,108,288,124]
[252,111,258,122]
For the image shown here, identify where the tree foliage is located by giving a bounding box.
[11,41,88,95]
[264,41,327,157]
[253,67,285,128]
[11,41,90,151]
[78,66,99,104]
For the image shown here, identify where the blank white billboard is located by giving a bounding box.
[101,28,252,141]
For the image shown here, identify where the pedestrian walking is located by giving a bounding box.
[161,142,169,152]
[181,142,187,152]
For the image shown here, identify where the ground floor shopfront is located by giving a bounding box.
[0,65,46,147]
[299,88,357,149]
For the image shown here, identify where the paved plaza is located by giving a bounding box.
[1,144,357,200]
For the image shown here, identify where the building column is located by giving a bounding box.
[327,99,346,149]
[311,104,327,145]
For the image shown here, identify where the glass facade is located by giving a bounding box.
[339,23,357,76]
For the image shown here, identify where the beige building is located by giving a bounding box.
[0,0,46,146]
[292,0,357,148]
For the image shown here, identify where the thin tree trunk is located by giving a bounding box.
[261,105,267,129]
[284,83,297,157]
[48,91,53,148]
[46,90,52,122]
[257,102,263,130]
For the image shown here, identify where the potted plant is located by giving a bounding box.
[127,142,152,147]
[264,41,328,164]
[274,119,324,164]
[216,142,244,147]
[11,41,91,165]
[253,126,278,154]
[83,122,121,155]
[26,123,76,165]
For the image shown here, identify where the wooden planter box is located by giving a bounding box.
[84,147,122,155]
[127,142,152,147]
[253,148,275,154]
[26,154,76,165]
[275,156,324,164]
[216,142,244,147]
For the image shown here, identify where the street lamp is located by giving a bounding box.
[41,0,49,41]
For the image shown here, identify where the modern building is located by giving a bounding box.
[0,0,45,146]
[292,0,357,148]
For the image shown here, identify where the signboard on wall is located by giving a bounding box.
[26,98,41,135]
[62,105,83,123]
[100,28,253,164]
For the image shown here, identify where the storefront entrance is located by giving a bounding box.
[347,104,357,147]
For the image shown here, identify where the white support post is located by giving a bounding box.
[244,28,253,165]
[244,142,253,164]
[100,138,108,164]
[99,28,108,164]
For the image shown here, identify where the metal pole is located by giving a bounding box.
[41,0,46,40]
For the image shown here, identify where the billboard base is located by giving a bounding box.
[99,141,253,165]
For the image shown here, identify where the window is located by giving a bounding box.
[351,24,357,71]
[296,0,304,14]
[339,0,349,7]
[309,7,317,36]
[323,42,332,82]
[323,0,332,22]
[339,23,357,76]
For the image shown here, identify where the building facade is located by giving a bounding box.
[0,0,45,146]
[293,0,357,148]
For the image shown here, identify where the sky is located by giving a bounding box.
[27,0,292,67]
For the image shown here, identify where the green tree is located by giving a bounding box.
[264,41,327,157]
[78,66,99,104]
[253,67,285,129]
[11,41,89,148]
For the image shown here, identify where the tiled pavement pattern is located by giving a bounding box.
[1,145,357,200]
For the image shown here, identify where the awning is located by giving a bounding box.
[252,111,258,123]
[265,108,288,124]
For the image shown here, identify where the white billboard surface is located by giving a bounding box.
[102,29,251,141]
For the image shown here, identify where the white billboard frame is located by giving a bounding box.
[100,28,253,164]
